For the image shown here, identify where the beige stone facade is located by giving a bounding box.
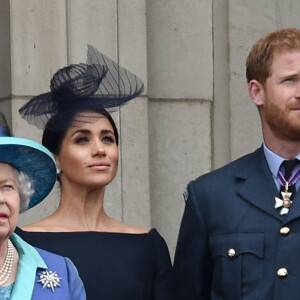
[1,0,300,258]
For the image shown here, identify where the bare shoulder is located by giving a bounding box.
[109,219,149,234]
[21,217,61,232]
[21,224,46,232]
[124,225,149,234]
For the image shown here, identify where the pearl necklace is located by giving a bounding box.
[0,239,14,286]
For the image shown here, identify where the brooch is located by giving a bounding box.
[37,270,62,292]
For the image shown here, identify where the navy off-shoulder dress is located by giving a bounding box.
[15,227,175,300]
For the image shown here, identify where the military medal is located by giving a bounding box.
[275,182,293,215]
[275,167,300,215]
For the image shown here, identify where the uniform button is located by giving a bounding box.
[227,248,236,257]
[277,268,288,278]
[280,227,290,235]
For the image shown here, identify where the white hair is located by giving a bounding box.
[13,169,35,213]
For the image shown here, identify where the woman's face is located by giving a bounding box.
[0,163,20,241]
[55,112,119,189]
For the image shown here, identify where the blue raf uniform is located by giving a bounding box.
[174,146,300,300]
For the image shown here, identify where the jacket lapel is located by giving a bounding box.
[236,147,282,222]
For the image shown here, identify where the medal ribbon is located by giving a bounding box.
[278,165,300,190]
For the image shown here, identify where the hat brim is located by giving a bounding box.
[0,137,56,210]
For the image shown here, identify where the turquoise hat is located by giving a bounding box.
[0,113,56,209]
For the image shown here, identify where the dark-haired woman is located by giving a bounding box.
[16,46,175,300]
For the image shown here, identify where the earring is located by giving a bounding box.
[57,168,61,175]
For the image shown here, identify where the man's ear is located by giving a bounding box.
[248,79,265,107]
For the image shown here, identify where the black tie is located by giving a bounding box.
[280,159,299,198]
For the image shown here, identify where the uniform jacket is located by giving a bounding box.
[174,147,300,300]
[10,233,86,300]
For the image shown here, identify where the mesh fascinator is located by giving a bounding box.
[0,113,56,209]
[19,45,144,130]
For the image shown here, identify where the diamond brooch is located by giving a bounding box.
[38,270,62,292]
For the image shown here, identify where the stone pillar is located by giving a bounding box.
[0,0,12,121]
[146,0,213,256]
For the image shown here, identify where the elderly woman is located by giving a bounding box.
[0,113,86,299]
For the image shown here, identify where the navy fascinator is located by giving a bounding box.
[19,45,144,130]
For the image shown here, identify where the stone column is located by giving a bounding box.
[146,0,213,256]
